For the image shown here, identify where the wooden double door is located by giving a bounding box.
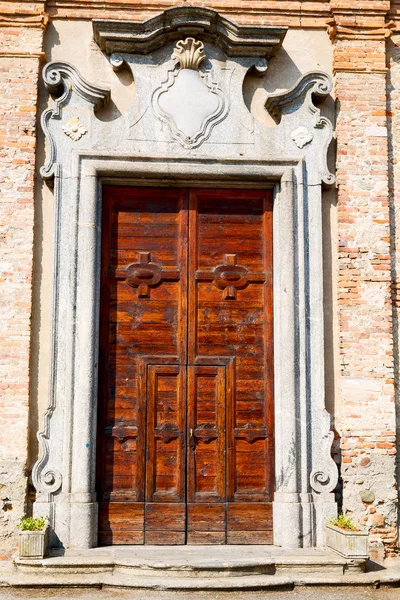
[97,186,274,545]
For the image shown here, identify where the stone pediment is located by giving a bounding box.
[93,6,287,58]
[40,7,334,186]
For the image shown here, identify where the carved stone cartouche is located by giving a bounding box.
[152,37,227,149]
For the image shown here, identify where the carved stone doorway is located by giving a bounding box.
[33,7,338,550]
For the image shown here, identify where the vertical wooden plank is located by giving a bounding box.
[263,191,275,499]
[188,190,198,366]
[225,359,236,502]
[178,188,189,365]
[96,186,113,510]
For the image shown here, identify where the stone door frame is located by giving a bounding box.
[33,151,337,549]
[32,6,338,549]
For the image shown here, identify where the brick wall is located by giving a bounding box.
[0,2,45,557]
[332,4,398,552]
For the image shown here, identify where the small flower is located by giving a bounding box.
[291,126,313,149]
[62,116,88,141]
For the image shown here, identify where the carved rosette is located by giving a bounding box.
[291,126,313,149]
[152,37,228,149]
[62,116,88,141]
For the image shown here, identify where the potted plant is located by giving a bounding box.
[17,516,49,559]
[325,513,369,561]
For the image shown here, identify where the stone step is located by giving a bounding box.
[4,554,400,590]
[15,551,347,579]
[2,573,295,590]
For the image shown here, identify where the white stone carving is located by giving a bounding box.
[172,37,205,70]
[152,38,228,149]
[62,116,88,141]
[291,125,313,148]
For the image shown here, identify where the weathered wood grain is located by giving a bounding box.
[97,186,274,545]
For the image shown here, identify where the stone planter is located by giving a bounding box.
[18,527,49,559]
[326,523,369,560]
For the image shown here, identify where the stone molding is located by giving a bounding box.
[265,70,334,186]
[93,6,287,58]
[40,61,110,180]
[327,17,396,41]
[34,7,337,550]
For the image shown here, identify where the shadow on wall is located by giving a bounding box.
[243,47,302,127]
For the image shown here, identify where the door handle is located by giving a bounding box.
[189,428,195,450]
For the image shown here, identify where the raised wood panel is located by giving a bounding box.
[227,503,273,545]
[189,189,274,503]
[98,503,144,545]
[187,366,226,504]
[146,365,186,502]
[145,503,186,545]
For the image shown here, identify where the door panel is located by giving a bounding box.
[187,366,226,503]
[97,187,188,545]
[145,503,186,545]
[146,365,186,503]
[189,189,274,503]
[97,186,273,545]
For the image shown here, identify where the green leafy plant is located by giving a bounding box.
[328,513,359,531]
[17,516,48,531]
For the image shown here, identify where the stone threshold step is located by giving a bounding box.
[14,554,348,578]
[2,571,400,590]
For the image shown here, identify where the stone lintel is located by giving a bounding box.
[92,6,287,59]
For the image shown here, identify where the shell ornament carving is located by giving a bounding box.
[152,37,228,149]
[172,38,205,70]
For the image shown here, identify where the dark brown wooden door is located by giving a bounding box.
[97,186,274,545]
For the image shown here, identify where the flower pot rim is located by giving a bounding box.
[18,526,48,535]
[326,523,368,536]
